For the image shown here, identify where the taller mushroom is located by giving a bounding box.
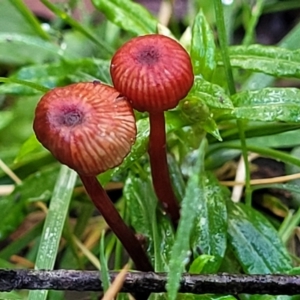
[110,34,194,225]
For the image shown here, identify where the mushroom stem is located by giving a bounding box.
[148,112,180,226]
[79,175,153,272]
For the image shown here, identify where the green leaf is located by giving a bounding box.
[188,77,233,111]
[243,22,300,90]
[288,267,300,275]
[0,0,43,36]
[240,295,295,300]
[226,45,300,78]
[180,98,222,141]
[232,88,300,122]
[0,111,13,130]
[191,9,216,79]
[190,173,227,273]
[189,255,214,274]
[167,154,186,201]
[286,146,300,205]
[0,166,59,241]
[92,0,157,36]
[99,233,110,292]
[14,134,47,164]
[124,171,174,272]
[40,0,113,54]
[183,294,237,300]
[167,139,206,300]
[247,129,300,149]
[0,58,111,95]
[10,0,50,40]
[0,33,63,65]
[0,77,48,94]
[28,166,77,300]
[0,291,23,299]
[227,201,292,274]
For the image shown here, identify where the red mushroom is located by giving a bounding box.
[110,34,194,225]
[33,81,153,272]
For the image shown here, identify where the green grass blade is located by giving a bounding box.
[10,0,50,40]
[0,77,49,93]
[99,231,110,292]
[242,0,264,46]
[209,142,300,168]
[40,0,113,55]
[166,139,206,300]
[28,165,77,300]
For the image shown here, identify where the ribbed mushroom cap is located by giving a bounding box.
[110,34,194,113]
[33,82,136,176]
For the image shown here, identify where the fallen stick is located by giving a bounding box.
[1,269,300,295]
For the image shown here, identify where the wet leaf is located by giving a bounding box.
[232,88,300,122]
[28,166,77,300]
[225,45,300,78]
[92,0,157,36]
[188,77,233,111]
[191,173,227,273]
[179,98,222,141]
[123,172,174,271]
[191,9,216,79]
[227,201,292,274]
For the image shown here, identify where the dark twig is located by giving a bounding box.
[1,269,300,295]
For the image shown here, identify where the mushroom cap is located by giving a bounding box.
[33,82,136,176]
[110,34,194,113]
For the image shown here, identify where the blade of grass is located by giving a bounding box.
[279,207,300,243]
[10,0,50,40]
[0,77,49,93]
[114,200,126,271]
[166,139,206,300]
[40,0,114,55]
[99,231,110,293]
[242,0,265,46]
[28,165,77,300]
[208,142,300,167]
[214,0,252,205]
[264,0,300,13]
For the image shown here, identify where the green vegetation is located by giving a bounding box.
[1,0,300,299]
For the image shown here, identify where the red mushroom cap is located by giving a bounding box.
[110,34,194,113]
[33,82,136,176]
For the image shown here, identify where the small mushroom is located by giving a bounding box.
[110,34,194,225]
[33,82,153,272]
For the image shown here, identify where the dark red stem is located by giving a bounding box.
[79,175,153,272]
[148,112,180,226]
